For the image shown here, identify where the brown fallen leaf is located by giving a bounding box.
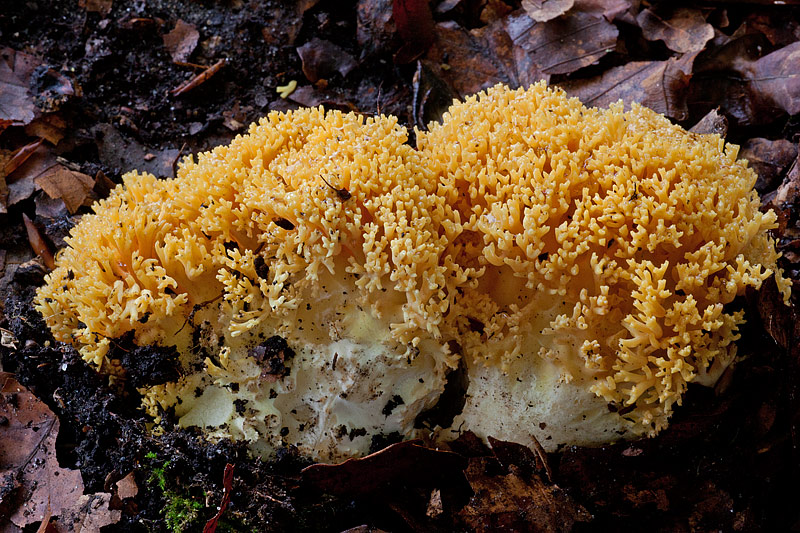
[5,142,57,207]
[115,472,138,500]
[22,214,55,270]
[93,123,180,178]
[505,10,618,75]
[521,0,574,22]
[0,167,8,215]
[573,0,631,22]
[690,39,800,126]
[0,373,84,528]
[51,493,121,532]
[424,19,533,98]
[297,38,358,83]
[356,0,395,59]
[78,0,113,17]
[560,53,697,120]
[34,164,96,214]
[740,138,798,193]
[458,459,591,532]
[3,138,44,182]
[637,7,714,54]
[0,47,40,126]
[689,108,728,137]
[301,440,468,497]
[163,20,200,63]
[24,113,67,145]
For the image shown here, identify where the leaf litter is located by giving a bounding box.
[1,0,800,531]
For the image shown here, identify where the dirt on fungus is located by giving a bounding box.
[2,0,800,531]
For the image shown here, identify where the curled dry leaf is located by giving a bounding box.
[637,8,714,54]
[560,53,697,120]
[34,165,95,214]
[163,20,200,63]
[689,108,728,137]
[297,38,358,83]
[22,214,55,270]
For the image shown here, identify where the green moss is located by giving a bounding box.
[165,491,205,533]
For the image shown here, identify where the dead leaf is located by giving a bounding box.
[0,48,39,126]
[93,123,179,178]
[0,373,85,527]
[6,143,57,207]
[301,440,468,497]
[689,108,728,137]
[458,459,591,532]
[506,10,618,75]
[115,473,138,500]
[393,0,435,64]
[521,0,574,22]
[573,0,631,21]
[51,493,121,532]
[740,138,798,193]
[560,53,697,120]
[297,38,358,83]
[34,165,95,214]
[3,139,45,182]
[424,20,535,98]
[357,0,395,59]
[691,39,800,126]
[637,7,714,54]
[0,177,7,214]
[24,114,67,145]
[22,214,55,270]
[163,20,199,63]
[78,0,113,16]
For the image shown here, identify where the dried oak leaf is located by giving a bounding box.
[0,48,40,126]
[505,10,618,75]
[0,373,85,528]
[163,20,200,63]
[297,38,358,83]
[560,53,697,120]
[301,440,467,497]
[637,7,714,54]
[521,0,574,22]
[5,142,56,207]
[458,459,591,532]
[34,165,95,214]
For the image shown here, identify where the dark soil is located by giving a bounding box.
[2,0,800,531]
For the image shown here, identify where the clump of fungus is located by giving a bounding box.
[419,84,791,447]
[36,107,471,461]
[36,83,790,461]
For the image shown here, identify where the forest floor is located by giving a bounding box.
[2,0,800,531]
